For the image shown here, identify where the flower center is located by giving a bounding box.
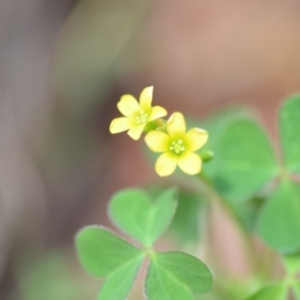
[170,139,185,155]
[135,110,149,124]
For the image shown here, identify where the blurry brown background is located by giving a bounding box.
[1,0,300,298]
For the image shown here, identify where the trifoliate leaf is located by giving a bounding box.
[257,180,300,253]
[145,251,213,300]
[109,188,177,246]
[75,226,142,277]
[218,119,279,202]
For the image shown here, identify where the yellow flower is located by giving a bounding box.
[145,112,208,177]
[109,86,167,140]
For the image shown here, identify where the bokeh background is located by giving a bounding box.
[1,0,300,299]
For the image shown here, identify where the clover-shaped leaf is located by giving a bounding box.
[145,251,213,300]
[217,119,279,202]
[257,180,300,253]
[109,188,177,246]
[208,95,300,253]
[76,226,143,277]
[75,188,213,300]
[76,226,144,300]
[256,95,300,253]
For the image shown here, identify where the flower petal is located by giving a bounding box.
[145,131,170,152]
[117,95,140,117]
[149,106,167,121]
[185,128,208,151]
[139,86,153,112]
[167,112,186,137]
[178,152,202,175]
[127,124,145,140]
[155,152,177,177]
[109,117,131,134]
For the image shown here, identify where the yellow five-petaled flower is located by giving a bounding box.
[109,86,167,140]
[145,112,208,176]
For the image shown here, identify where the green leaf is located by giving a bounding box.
[280,94,300,173]
[109,188,177,246]
[257,180,300,253]
[282,253,300,276]
[190,107,255,179]
[167,190,204,245]
[245,284,287,300]
[145,251,213,300]
[75,226,142,277]
[98,255,144,300]
[218,119,279,202]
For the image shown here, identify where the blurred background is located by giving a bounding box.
[1,0,300,299]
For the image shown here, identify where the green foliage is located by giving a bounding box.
[76,226,144,300]
[217,120,279,202]
[75,188,213,300]
[196,107,255,179]
[167,189,205,245]
[245,284,288,300]
[145,252,213,300]
[199,95,300,254]
[98,255,144,300]
[75,94,300,299]
[146,186,205,245]
[280,95,300,173]
[76,226,143,277]
[257,180,300,253]
[254,95,300,254]
[282,253,300,276]
[109,188,177,246]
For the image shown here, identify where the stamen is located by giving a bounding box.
[135,110,149,124]
[169,139,186,155]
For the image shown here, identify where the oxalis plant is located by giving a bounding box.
[75,87,300,300]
